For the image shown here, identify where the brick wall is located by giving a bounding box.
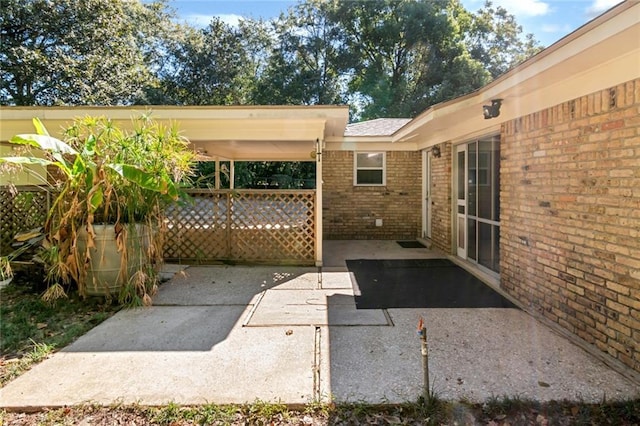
[323,150,421,240]
[429,142,452,253]
[501,78,640,373]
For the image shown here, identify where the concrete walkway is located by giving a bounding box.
[1,241,638,409]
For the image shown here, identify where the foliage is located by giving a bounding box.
[192,161,315,189]
[0,280,117,385]
[325,0,492,119]
[153,18,250,105]
[0,0,542,119]
[0,0,177,106]
[465,1,543,78]
[0,115,194,303]
[0,256,11,282]
[252,0,348,106]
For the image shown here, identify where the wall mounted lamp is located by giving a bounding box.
[432,145,441,158]
[483,99,502,119]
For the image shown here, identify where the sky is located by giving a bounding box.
[168,0,625,47]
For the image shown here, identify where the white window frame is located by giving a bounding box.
[354,151,386,186]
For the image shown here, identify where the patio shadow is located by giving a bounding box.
[64,265,318,352]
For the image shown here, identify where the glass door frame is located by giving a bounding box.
[422,149,433,240]
[455,144,467,258]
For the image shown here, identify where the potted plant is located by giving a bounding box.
[0,114,194,304]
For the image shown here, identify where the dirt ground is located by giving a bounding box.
[2,400,640,426]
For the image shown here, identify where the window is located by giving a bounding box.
[354,152,385,185]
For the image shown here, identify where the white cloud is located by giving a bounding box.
[586,0,623,17]
[492,0,550,17]
[216,13,243,27]
[182,13,242,28]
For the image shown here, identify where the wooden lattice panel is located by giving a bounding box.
[163,190,315,265]
[163,192,229,261]
[0,186,50,255]
[230,192,315,262]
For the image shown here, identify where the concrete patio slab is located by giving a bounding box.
[328,308,639,403]
[0,306,318,408]
[246,288,390,326]
[158,263,188,282]
[319,270,355,289]
[322,240,442,267]
[1,242,638,410]
[153,265,318,305]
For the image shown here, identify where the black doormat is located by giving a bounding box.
[346,259,517,309]
[396,240,426,248]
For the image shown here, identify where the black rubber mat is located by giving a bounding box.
[346,259,517,309]
[396,240,426,248]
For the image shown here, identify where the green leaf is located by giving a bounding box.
[72,155,86,176]
[0,156,51,166]
[107,163,177,197]
[83,164,94,189]
[88,188,104,213]
[32,117,50,136]
[83,135,97,156]
[9,134,78,156]
[0,156,71,177]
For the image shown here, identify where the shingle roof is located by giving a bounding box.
[344,118,411,137]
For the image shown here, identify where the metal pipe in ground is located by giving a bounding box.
[417,317,430,398]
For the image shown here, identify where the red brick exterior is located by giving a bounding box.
[322,150,421,240]
[501,78,640,372]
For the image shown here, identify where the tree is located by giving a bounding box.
[321,0,540,119]
[252,1,348,106]
[0,0,176,106]
[324,0,487,118]
[465,1,543,78]
[154,18,249,105]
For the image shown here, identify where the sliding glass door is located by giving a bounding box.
[457,136,501,273]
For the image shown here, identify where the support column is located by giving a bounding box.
[230,160,235,189]
[315,138,323,267]
[214,157,220,190]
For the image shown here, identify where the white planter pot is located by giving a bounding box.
[77,224,151,297]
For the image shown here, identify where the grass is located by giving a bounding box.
[2,398,638,425]
[0,276,118,385]
[479,394,640,425]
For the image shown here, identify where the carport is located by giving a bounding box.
[0,106,350,266]
[163,106,349,266]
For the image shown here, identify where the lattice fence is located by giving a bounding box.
[163,189,316,265]
[0,186,50,255]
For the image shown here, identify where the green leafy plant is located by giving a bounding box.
[0,255,12,283]
[0,114,194,304]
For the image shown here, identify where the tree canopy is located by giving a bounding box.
[1,0,542,119]
[0,0,177,106]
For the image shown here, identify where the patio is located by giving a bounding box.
[0,240,637,409]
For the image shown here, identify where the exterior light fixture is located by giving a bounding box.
[483,99,502,119]
[432,145,441,158]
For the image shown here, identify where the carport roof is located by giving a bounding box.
[0,105,350,161]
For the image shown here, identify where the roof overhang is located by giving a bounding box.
[0,105,350,161]
[390,1,640,148]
